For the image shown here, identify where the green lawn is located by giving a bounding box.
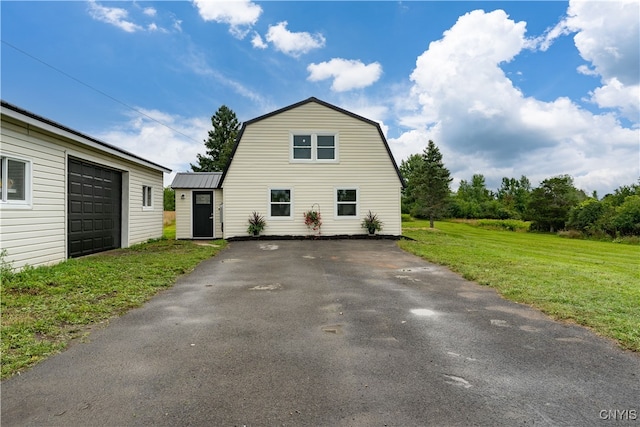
[399,219,640,351]
[1,238,225,379]
[163,222,176,239]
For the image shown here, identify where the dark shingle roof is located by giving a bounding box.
[170,172,222,189]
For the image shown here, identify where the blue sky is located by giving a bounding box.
[2,1,638,195]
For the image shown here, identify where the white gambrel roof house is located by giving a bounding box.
[171,97,404,240]
[0,101,171,270]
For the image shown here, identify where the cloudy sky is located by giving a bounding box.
[2,0,638,195]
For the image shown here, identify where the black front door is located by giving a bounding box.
[193,191,214,238]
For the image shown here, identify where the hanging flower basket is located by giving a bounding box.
[303,209,322,232]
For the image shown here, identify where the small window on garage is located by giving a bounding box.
[270,189,291,217]
[142,185,153,209]
[336,188,357,217]
[0,155,31,206]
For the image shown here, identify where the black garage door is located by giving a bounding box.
[68,158,122,258]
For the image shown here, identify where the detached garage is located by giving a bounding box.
[0,101,171,270]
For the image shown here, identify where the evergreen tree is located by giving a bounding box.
[191,105,240,172]
[399,153,424,214]
[409,140,452,228]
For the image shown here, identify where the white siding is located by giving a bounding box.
[222,102,402,238]
[175,189,192,239]
[214,188,223,238]
[174,188,223,239]
[0,120,66,269]
[128,167,164,245]
[0,114,165,270]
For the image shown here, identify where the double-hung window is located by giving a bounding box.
[0,155,30,206]
[336,188,358,217]
[293,135,312,160]
[270,189,291,217]
[142,185,153,209]
[316,135,335,160]
[291,133,337,162]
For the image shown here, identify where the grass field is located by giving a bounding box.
[0,237,225,379]
[399,219,640,351]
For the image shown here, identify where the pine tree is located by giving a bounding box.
[410,140,452,228]
[191,105,240,172]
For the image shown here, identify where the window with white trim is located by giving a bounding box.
[270,189,291,217]
[291,133,337,161]
[336,188,357,217]
[142,185,153,208]
[0,156,30,205]
[293,135,312,160]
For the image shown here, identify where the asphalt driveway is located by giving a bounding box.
[2,240,638,426]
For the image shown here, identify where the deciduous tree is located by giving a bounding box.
[527,175,586,232]
[163,187,175,211]
[497,176,531,218]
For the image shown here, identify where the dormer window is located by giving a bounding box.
[291,132,337,162]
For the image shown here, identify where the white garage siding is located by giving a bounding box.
[0,103,170,270]
[221,99,403,239]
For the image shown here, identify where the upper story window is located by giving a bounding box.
[293,135,312,160]
[291,133,337,162]
[142,185,153,209]
[0,155,31,207]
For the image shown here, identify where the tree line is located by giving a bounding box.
[401,141,640,238]
[167,106,639,240]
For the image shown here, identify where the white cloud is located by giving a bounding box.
[251,32,267,49]
[265,21,325,57]
[563,0,640,121]
[533,0,639,120]
[590,78,640,121]
[576,64,598,77]
[143,7,157,17]
[173,18,183,33]
[340,98,390,136]
[388,8,638,196]
[181,48,271,109]
[193,0,262,39]
[87,1,142,33]
[565,0,639,85]
[147,23,167,33]
[307,58,383,92]
[94,109,212,186]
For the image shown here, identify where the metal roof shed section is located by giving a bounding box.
[170,172,224,240]
[170,172,222,189]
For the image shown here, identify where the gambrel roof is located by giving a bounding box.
[219,97,405,187]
